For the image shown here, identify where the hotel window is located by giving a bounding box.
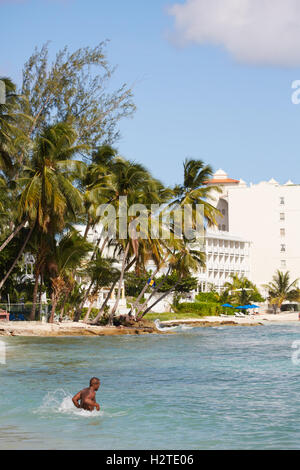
[281,244,286,252]
[280,197,285,205]
[280,228,285,237]
[280,213,285,221]
[281,260,287,268]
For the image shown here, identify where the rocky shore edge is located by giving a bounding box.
[0,316,267,337]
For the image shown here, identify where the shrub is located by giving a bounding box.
[177,301,233,316]
[195,292,220,303]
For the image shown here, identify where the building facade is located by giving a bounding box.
[197,231,251,293]
[206,169,300,293]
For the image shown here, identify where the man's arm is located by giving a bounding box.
[72,391,82,409]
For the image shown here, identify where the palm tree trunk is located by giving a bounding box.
[0,224,34,291]
[29,268,40,321]
[92,257,137,325]
[92,280,118,324]
[135,267,171,319]
[109,242,130,325]
[83,220,91,240]
[128,263,166,316]
[49,292,58,324]
[83,296,97,323]
[137,281,180,320]
[38,273,43,320]
[0,218,28,253]
[59,304,65,322]
[73,279,94,322]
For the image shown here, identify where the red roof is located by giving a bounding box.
[205,178,240,185]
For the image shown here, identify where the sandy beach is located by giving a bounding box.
[0,312,298,336]
[160,312,300,327]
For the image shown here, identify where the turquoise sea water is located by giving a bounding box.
[1,324,300,450]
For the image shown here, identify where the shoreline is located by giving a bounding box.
[0,321,163,337]
[0,312,299,337]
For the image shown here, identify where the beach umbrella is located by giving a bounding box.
[236,305,248,309]
[222,303,234,308]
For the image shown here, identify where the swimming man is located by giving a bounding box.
[72,377,101,411]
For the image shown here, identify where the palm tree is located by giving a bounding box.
[46,231,93,323]
[223,274,263,307]
[87,156,167,324]
[81,254,120,323]
[2,122,87,312]
[171,159,221,228]
[263,270,300,313]
[137,238,206,320]
[0,78,32,253]
[18,122,85,234]
[134,159,220,320]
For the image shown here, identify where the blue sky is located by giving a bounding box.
[1,0,300,186]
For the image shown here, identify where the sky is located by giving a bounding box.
[1,0,300,186]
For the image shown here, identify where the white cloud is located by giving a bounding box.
[168,0,300,66]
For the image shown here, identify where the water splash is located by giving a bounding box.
[35,389,102,418]
[35,389,128,419]
[154,319,194,332]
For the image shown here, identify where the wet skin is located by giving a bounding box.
[72,383,100,412]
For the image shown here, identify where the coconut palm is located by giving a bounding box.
[81,254,120,322]
[263,270,300,313]
[136,238,206,320]
[0,122,86,293]
[171,158,221,228]
[18,122,86,234]
[46,231,93,323]
[223,274,264,307]
[87,157,168,324]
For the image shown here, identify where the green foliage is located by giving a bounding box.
[125,273,148,297]
[21,42,135,148]
[222,274,264,306]
[155,272,198,293]
[263,270,300,312]
[195,292,220,303]
[177,301,233,316]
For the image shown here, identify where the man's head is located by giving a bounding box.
[90,377,100,390]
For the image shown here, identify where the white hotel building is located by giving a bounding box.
[201,169,300,295]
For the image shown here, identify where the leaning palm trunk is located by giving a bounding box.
[0,224,34,291]
[83,292,98,323]
[0,218,28,253]
[137,282,180,320]
[92,280,118,324]
[108,242,130,325]
[128,264,163,317]
[135,267,171,319]
[73,279,94,322]
[92,257,137,325]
